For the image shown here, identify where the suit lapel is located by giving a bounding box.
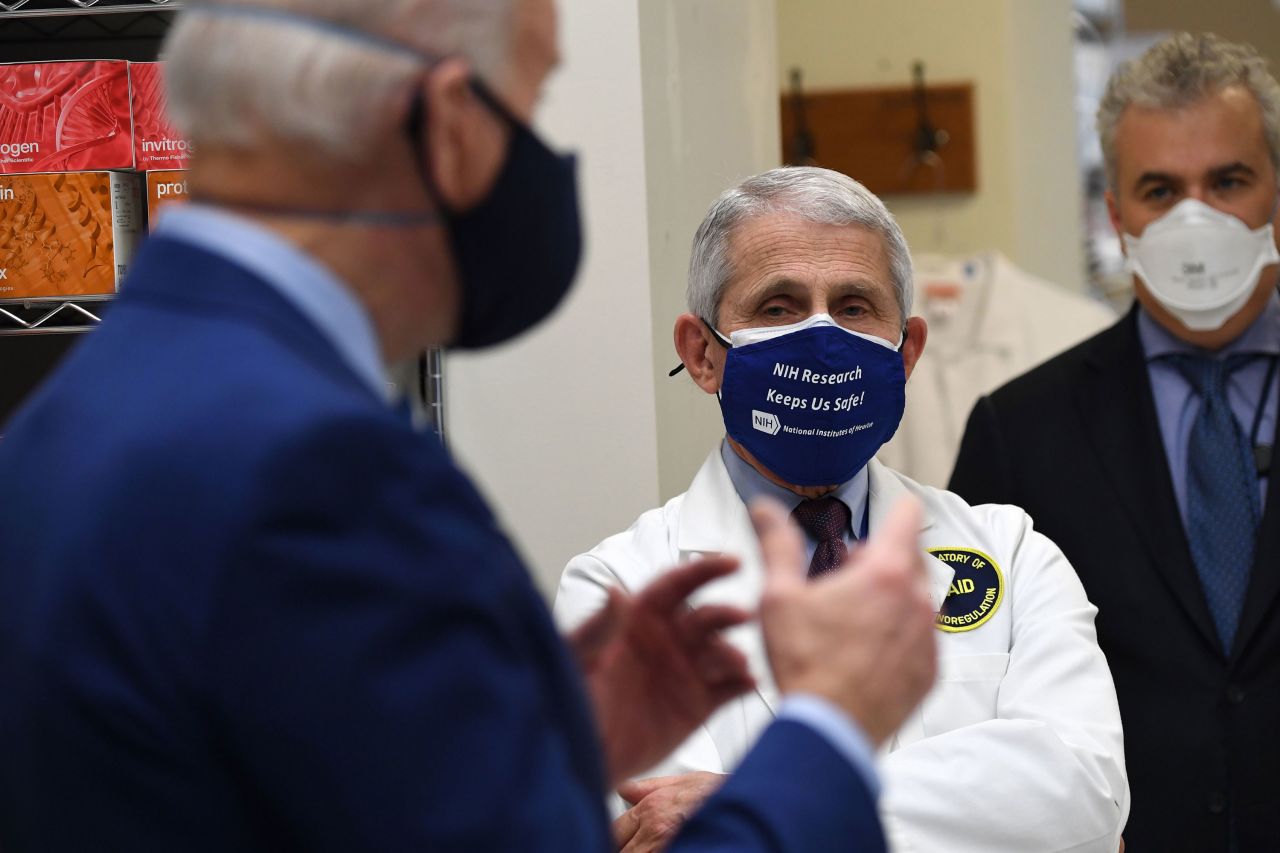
[868,461,951,752]
[677,450,778,711]
[1232,408,1280,660]
[867,461,953,612]
[1076,312,1220,652]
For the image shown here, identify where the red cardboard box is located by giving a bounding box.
[0,61,134,175]
[129,62,193,171]
[146,169,189,228]
[0,171,143,301]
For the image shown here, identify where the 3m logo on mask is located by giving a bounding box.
[752,410,781,436]
[1182,261,1206,275]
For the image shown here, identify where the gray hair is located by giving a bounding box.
[163,0,514,158]
[688,167,914,327]
[1097,32,1280,188]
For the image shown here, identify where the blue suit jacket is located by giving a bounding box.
[0,236,884,852]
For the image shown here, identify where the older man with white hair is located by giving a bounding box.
[556,166,1131,853]
[0,2,943,852]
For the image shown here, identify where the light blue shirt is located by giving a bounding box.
[720,439,870,556]
[719,439,880,796]
[154,204,390,401]
[1138,291,1280,526]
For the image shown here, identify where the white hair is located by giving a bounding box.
[1097,32,1280,189]
[163,0,515,158]
[688,167,914,326]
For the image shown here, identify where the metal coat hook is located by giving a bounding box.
[899,61,949,189]
[787,67,816,166]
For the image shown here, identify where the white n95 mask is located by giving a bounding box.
[1123,198,1280,331]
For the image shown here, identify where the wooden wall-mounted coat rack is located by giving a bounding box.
[781,63,977,197]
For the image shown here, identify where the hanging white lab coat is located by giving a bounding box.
[878,251,1116,487]
[555,450,1129,853]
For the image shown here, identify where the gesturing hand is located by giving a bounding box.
[613,772,726,853]
[566,557,755,786]
[753,495,938,746]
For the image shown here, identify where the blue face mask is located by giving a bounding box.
[714,314,907,487]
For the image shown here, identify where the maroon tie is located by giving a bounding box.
[791,497,852,578]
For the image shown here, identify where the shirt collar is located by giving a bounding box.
[1138,289,1280,360]
[154,204,390,400]
[719,439,870,538]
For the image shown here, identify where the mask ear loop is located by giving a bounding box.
[406,75,521,216]
[668,318,731,376]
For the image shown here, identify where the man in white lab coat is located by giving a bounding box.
[555,167,1129,853]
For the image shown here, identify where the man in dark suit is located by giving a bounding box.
[950,33,1280,853]
[0,1,939,851]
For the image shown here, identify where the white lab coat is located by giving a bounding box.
[555,450,1129,853]
[877,251,1116,487]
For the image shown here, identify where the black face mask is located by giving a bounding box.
[406,82,584,350]
[181,4,584,351]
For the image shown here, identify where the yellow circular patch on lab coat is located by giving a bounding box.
[929,547,1004,633]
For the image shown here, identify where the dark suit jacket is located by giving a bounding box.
[950,309,1280,853]
[0,235,884,853]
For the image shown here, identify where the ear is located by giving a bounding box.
[419,57,509,211]
[674,313,726,395]
[901,316,928,381]
[1105,187,1125,253]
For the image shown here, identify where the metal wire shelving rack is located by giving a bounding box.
[0,0,447,433]
[1,0,180,337]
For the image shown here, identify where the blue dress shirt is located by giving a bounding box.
[1138,291,1280,526]
[719,439,880,794]
[154,204,391,401]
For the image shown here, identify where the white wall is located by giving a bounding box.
[447,0,780,596]
[448,0,1079,593]
[777,0,1086,291]
[446,1,660,596]
[638,0,781,502]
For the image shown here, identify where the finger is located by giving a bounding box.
[680,604,752,642]
[620,826,666,853]
[750,497,807,591]
[638,555,740,614]
[617,775,684,805]
[848,495,924,576]
[567,587,627,666]
[613,806,641,847]
[707,673,756,706]
[694,642,751,684]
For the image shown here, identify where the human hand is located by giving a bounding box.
[566,557,755,786]
[611,771,726,853]
[752,495,938,746]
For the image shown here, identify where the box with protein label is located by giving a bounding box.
[146,169,189,229]
[0,171,143,301]
[0,60,134,175]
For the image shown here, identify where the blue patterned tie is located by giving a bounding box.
[791,497,852,578]
[1166,353,1261,651]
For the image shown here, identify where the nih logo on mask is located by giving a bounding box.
[752,410,781,436]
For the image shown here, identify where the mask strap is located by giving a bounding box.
[668,317,730,377]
